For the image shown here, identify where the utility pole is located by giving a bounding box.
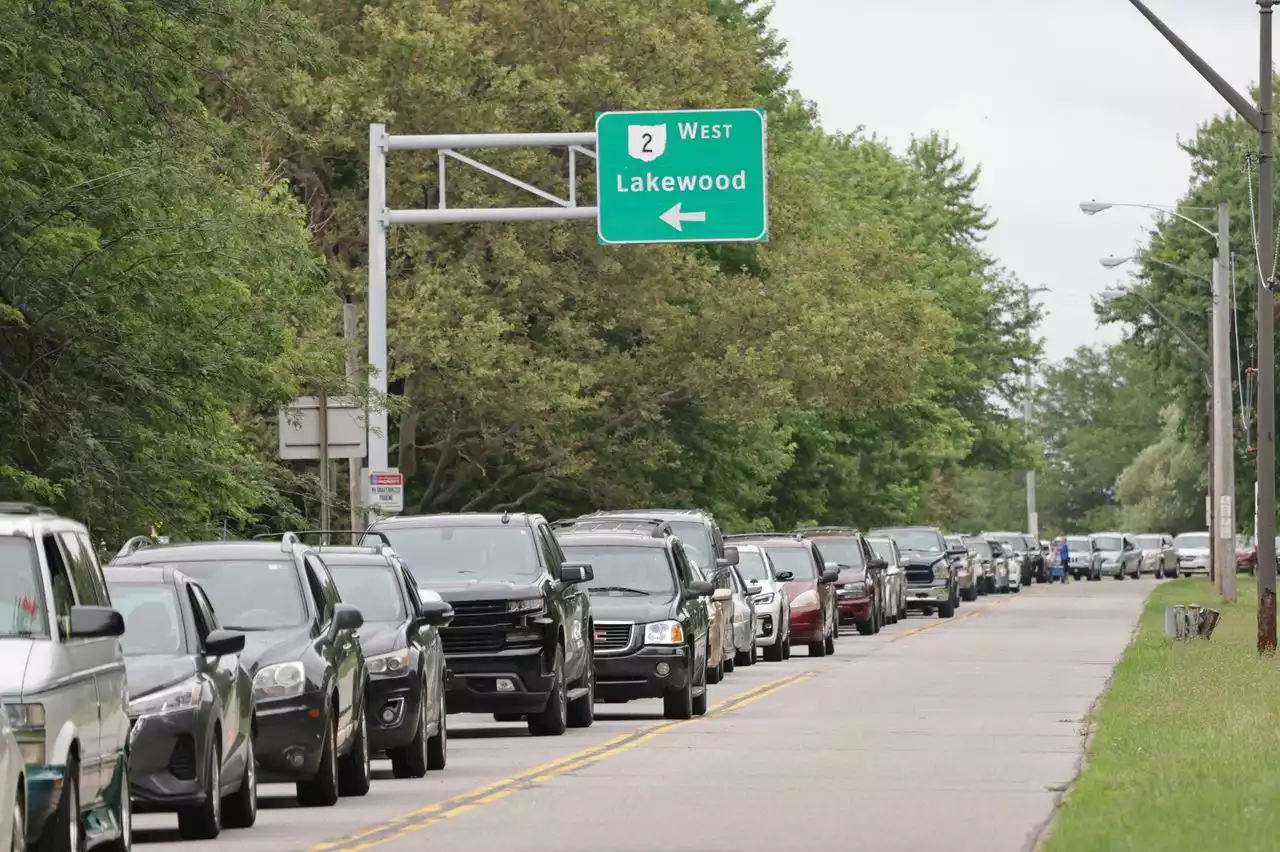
[344,302,363,533]
[1214,203,1237,602]
[1126,0,1274,652]
[1023,286,1048,540]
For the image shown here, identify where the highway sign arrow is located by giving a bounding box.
[659,203,707,232]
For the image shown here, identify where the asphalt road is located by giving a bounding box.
[133,577,1151,852]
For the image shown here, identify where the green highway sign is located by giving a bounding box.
[595,108,768,245]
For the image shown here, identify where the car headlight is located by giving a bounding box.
[367,648,411,677]
[838,582,867,598]
[791,589,819,609]
[128,678,203,717]
[753,592,776,606]
[932,563,950,580]
[506,599,545,615]
[253,661,307,700]
[644,620,685,646]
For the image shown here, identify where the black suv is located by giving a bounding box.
[552,520,715,720]
[366,513,596,737]
[302,532,454,778]
[111,534,372,806]
[867,526,962,620]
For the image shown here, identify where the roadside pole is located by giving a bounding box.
[344,302,362,533]
[1214,203,1237,602]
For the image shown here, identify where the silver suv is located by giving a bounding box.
[0,503,131,851]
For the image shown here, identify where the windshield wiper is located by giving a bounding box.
[587,586,650,596]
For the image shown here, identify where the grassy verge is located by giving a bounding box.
[1044,576,1280,852]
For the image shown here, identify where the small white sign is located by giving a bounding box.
[1218,495,1234,539]
[363,468,404,514]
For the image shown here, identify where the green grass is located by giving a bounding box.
[1045,576,1280,852]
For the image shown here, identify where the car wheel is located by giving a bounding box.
[663,646,695,720]
[691,658,709,717]
[41,754,80,852]
[11,783,24,852]
[567,657,595,729]
[178,742,221,840]
[723,651,735,674]
[391,684,431,779]
[99,756,130,852]
[1012,582,1021,594]
[338,700,371,796]
[962,586,977,602]
[707,655,724,684]
[528,646,568,737]
[937,601,955,619]
[782,632,792,659]
[222,734,258,828]
[297,712,339,807]
[427,680,448,770]
[735,641,754,667]
[763,632,783,662]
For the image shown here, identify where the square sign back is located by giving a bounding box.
[595,108,768,245]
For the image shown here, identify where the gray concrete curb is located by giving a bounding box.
[1023,590,1151,852]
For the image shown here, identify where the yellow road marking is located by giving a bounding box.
[309,669,817,852]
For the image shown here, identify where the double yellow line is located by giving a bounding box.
[309,669,817,852]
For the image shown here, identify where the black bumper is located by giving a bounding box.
[254,690,329,783]
[367,673,424,754]
[595,646,690,702]
[444,647,554,714]
[128,708,211,812]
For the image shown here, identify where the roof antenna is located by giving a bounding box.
[500,511,512,525]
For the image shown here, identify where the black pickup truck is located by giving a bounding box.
[868,526,962,619]
[367,512,596,737]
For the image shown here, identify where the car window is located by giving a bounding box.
[670,542,696,586]
[41,534,77,630]
[811,537,865,568]
[0,536,49,638]
[400,567,423,613]
[535,526,562,579]
[303,557,334,623]
[112,583,187,655]
[59,532,107,606]
[665,521,713,569]
[1094,535,1124,551]
[327,563,407,622]
[1174,533,1210,549]
[558,544,678,597]
[760,545,819,580]
[374,524,540,585]
[175,560,309,631]
[872,529,945,553]
[187,582,221,639]
[736,548,772,583]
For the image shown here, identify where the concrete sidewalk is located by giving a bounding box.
[383,580,1150,852]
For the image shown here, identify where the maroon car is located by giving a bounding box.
[794,527,884,636]
[724,534,839,657]
[1237,537,1258,575]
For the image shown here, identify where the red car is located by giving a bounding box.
[1237,538,1258,575]
[724,534,839,657]
[793,527,884,635]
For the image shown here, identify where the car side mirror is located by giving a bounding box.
[203,628,246,657]
[820,569,839,584]
[561,563,594,584]
[687,580,714,597]
[722,546,740,566]
[333,603,364,632]
[711,588,733,603]
[945,548,967,559]
[68,605,125,639]
[746,580,762,596]
[775,570,794,582]
[870,558,887,572]
[416,599,454,628]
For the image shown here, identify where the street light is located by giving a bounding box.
[1084,199,1235,602]
[1100,255,1212,285]
[1023,285,1049,542]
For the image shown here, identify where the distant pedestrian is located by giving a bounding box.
[1058,536,1071,582]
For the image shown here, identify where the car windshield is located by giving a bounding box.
[1134,536,1163,549]
[0,536,49,638]
[867,538,895,562]
[759,545,817,580]
[111,584,186,655]
[810,538,864,568]
[735,549,774,583]
[327,564,406,622]
[964,539,993,559]
[558,545,676,596]
[1066,537,1091,551]
[371,525,539,584]
[665,521,713,569]
[988,535,1022,551]
[175,560,308,630]
[873,529,944,553]
[1174,533,1210,549]
[1094,536,1124,551]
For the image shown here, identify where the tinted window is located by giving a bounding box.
[1094,536,1124,551]
[535,527,562,577]
[670,544,696,585]
[1174,533,1210,549]
[112,584,186,655]
[736,549,773,582]
[666,521,713,569]
[963,539,993,559]
[811,538,865,568]
[41,534,76,626]
[867,538,895,562]
[872,529,945,554]
[60,532,107,606]
[176,560,309,630]
[1134,535,1163,549]
[328,564,407,622]
[372,525,539,584]
[0,536,48,638]
[760,545,818,580]
[188,584,220,637]
[558,545,677,597]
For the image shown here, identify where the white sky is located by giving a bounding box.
[767,0,1258,365]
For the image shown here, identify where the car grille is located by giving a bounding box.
[592,622,635,653]
[440,630,506,654]
[905,566,935,585]
[168,734,197,781]
[439,599,545,655]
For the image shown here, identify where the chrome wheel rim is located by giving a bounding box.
[210,755,221,829]
[246,741,257,818]
[360,711,370,781]
[67,771,79,852]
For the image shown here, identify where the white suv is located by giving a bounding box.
[0,503,131,851]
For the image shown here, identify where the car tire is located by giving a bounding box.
[937,601,955,619]
[1115,571,1124,581]
[391,685,432,779]
[823,626,836,655]
[663,647,695,721]
[782,634,792,659]
[99,756,130,852]
[735,643,754,667]
[338,700,371,797]
[808,637,826,657]
[41,754,80,852]
[427,681,448,770]
[178,742,221,840]
[707,656,724,684]
[11,782,24,852]
[528,646,568,737]
[297,713,339,807]
[763,636,783,662]
[962,586,977,602]
[567,658,595,729]
[222,735,258,828]
[723,652,735,674]
[855,615,875,636]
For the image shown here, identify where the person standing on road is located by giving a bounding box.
[1058,535,1071,582]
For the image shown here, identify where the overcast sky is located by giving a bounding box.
[768,0,1258,366]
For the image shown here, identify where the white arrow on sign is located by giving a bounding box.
[659,203,707,232]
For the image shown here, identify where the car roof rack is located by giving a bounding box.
[251,531,304,553]
[723,532,801,541]
[277,529,393,548]
[553,517,675,538]
[793,526,861,535]
[114,535,155,560]
[0,502,59,517]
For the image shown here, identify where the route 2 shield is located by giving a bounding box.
[627,123,667,162]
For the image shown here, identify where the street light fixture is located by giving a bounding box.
[1099,255,1212,285]
[1079,200,1217,238]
